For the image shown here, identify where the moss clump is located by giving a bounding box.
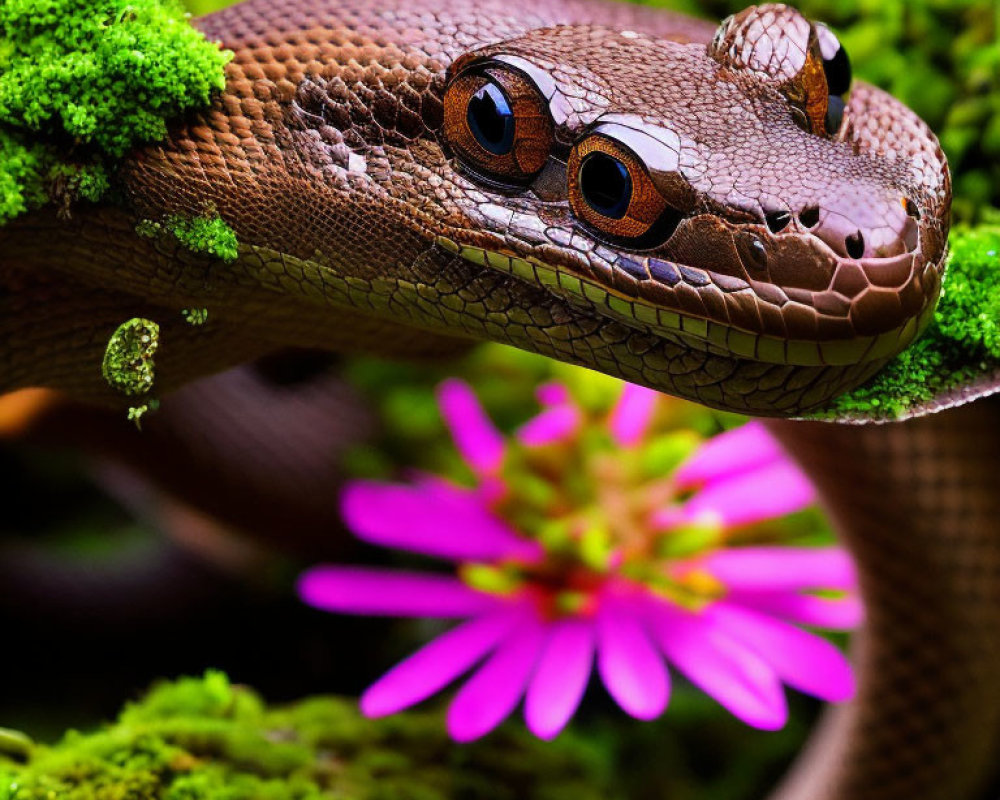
[101,317,160,397]
[182,308,209,325]
[817,223,1000,419]
[0,672,613,800]
[935,223,1000,358]
[0,0,231,223]
[138,214,239,262]
[0,133,47,224]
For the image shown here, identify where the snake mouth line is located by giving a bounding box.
[439,237,933,368]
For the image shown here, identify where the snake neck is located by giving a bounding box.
[766,401,1000,800]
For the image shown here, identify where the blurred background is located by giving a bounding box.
[0,0,996,797]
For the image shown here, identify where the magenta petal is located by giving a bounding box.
[297,567,500,617]
[436,379,505,475]
[702,547,858,592]
[340,480,541,562]
[706,602,856,703]
[673,421,786,489]
[728,590,864,630]
[645,600,788,730]
[671,461,816,528]
[608,383,659,447]
[361,607,523,717]
[536,382,571,407]
[516,405,580,447]
[446,609,546,742]
[596,600,669,720]
[524,619,595,740]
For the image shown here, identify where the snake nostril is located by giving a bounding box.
[765,210,791,234]
[845,231,865,260]
[799,206,820,228]
[903,198,921,220]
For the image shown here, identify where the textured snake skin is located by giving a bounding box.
[0,1,994,797]
[0,0,949,414]
[767,404,1000,800]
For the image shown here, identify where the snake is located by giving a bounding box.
[0,0,998,797]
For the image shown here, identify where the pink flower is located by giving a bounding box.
[299,380,862,742]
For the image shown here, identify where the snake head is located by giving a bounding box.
[120,1,950,415]
[430,5,949,410]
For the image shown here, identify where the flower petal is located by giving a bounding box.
[297,567,500,617]
[536,382,571,407]
[673,421,786,489]
[340,480,541,562]
[645,599,788,730]
[447,608,547,742]
[361,607,524,717]
[728,590,864,630]
[668,461,816,529]
[701,547,858,592]
[436,379,505,475]
[596,599,669,720]
[524,618,595,740]
[706,602,856,703]
[516,405,580,447]
[608,383,659,447]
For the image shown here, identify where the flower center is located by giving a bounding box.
[462,422,730,615]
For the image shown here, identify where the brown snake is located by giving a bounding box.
[0,0,998,797]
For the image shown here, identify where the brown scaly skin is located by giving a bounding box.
[1,1,996,798]
[0,0,949,412]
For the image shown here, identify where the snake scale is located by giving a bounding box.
[0,0,998,797]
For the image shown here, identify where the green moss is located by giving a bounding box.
[0,0,231,223]
[138,214,239,262]
[0,132,48,224]
[101,317,160,397]
[816,223,1000,419]
[0,672,613,800]
[182,308,209,325]
[166,215,239,262]
[935,222,1000,358]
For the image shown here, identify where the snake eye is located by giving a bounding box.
[467,83,515,155]
[443,65,553,183]
[579,152,632,219]
[816,24,852,97]
[568,135,678,245]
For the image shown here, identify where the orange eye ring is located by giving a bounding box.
[568,135,670,242]
[443,65,553,183]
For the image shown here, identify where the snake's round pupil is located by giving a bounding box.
[467,82,515,156]
[579,152,632,219]
[822,46,851,97]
